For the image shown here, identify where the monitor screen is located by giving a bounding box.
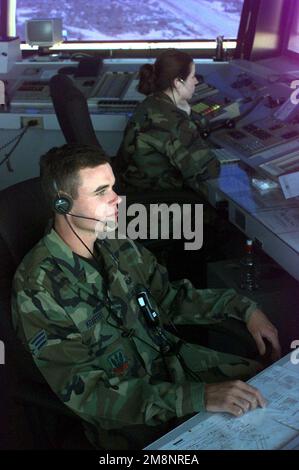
[27,20,54,43]
[16,0,244,42]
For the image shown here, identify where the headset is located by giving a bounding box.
[53,182,73,215]
[178,77,195,96]
[53,179,107,224]
[170,77,186,107]
[52,178,112,262]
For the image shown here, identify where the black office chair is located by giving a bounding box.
[49,74,100,147]
[0,178,95,449]
[49,73,125,195]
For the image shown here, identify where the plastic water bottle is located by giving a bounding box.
[239,239,259,291]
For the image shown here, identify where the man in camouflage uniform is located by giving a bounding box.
[117,91,219,194]
[12,145,281,449]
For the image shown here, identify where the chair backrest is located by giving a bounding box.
[49,74,100,147]
[0,177,51,368]
[49,73,126,193]
[0,177,50,292]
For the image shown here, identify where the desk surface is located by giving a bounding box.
[207,163,299,281]
[146,353,299,450]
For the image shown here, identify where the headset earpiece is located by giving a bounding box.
[53,194,73,214]
[53,179,73,214]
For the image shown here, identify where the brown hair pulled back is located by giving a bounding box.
[138,49,193,95]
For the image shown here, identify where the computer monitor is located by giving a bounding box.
[25,18,63,47]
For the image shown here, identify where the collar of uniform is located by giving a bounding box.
[43,228,102,286]
[153,91,188,117]
[95,238,123,292]
[153,91,174,105]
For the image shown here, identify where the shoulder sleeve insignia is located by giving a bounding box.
[108,349,129,376]
[29,329,48,357]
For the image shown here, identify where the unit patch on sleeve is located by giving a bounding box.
[108,349,129,376]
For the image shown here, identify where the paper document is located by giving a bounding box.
[152,361,299,450]
[279,171,299,199]
[255,207,299,233]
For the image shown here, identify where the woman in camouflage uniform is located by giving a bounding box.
[117,49,219,194]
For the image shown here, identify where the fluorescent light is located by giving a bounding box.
[7,0,17,36]
[21,40,236,51]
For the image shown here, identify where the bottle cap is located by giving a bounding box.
[245,239,253,253]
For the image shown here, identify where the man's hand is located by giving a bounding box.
[247,309,281,361]
[205,380,266,417]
